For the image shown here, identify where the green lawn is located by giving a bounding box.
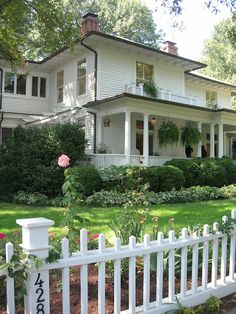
[1,199,236,241]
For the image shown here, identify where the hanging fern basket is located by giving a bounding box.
[180,124,201,147]
[158,121,179,148]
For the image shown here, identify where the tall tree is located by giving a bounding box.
[0,0,163,64]
[201,14,236,83]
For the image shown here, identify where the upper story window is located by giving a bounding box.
[4,72,26,95]
[57,70,64,103]
[136,62,153,84]
[32,76,46,97]
[206,90,217,108]
[77,59,86,96]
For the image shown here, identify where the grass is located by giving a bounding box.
[1,199,236,241]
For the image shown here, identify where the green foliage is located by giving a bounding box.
[158,121,179,148]
[13,191,49,206]
[165,158,234,188]
[155,165,185,192]
[0,123,86,198]
[201,14,236,85]
[205,295,222,314]
[180,124,201,147]
[98,165,144,192]
[143,81,158,97]
[64,166,102,197]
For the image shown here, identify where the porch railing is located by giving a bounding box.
[126,83,198,106]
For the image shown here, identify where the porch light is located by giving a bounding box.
[150,117,157,126]
[103,118,110,127]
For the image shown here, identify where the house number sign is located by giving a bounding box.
[34,273,45,314]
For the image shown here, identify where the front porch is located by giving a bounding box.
[84,94,236,168]
[90,154,183,168]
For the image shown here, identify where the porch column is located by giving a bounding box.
[218,123,224,158]
[125,111,131,164]
[197,122,202,158]
[97,116,102,149]
[143,113,149,166]
[210,123,215,158]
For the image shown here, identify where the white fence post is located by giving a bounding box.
[16,217,54,314]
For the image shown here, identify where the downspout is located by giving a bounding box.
[0,68,3,144]
[80,39,98,153]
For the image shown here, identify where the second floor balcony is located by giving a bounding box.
[126,83,198,106]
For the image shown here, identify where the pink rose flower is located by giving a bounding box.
[58,154,70,168]
[87,231,91,236]
[88,237,93,241]
[0,233,6,239]
[93,233,99,239]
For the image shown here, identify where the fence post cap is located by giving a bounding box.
[16,217,54,228]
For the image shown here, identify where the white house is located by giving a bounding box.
[1,13,236,167]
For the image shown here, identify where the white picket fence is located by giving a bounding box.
[1,211,236,314]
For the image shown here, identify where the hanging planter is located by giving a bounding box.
[143,81,158,98]
[180,123,201,147]
[158,120,179,148]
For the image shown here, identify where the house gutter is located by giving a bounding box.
[0,68,3,143]
[80,39,98,153]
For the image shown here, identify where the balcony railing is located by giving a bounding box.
[126,83,198,106]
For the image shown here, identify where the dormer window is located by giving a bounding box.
[77,59,86,96]
[206,90,217,109]
[57,70,64,103]
[136,62,153,84]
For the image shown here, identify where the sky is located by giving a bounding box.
[143,0,232,61]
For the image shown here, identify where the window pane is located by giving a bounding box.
[206,90,217,108]
[78,77,86,95]
[16,74,26,94]
[136,62,143,80]
[57,87,63,103]
[136,62,153,84]
[32,76,38,96]
[78,60,86,77]
[40,78,46,97]
[144,64,153,81]
[57,71,64,87]
[4,72,15,93]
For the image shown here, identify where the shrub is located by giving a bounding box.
[13,191,49,206]
[200,159,227,187]
[0,123,86,198]
[141,167,159,192]
[156,165,185,191]
[64,166,102,197]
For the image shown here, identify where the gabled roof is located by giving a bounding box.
[25,31,206,72]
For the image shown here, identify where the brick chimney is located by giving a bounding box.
[81,13,100,36]
[161,41,178,55]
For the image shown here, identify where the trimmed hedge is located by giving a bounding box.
[0,123,86,198]
[165,158,236,187]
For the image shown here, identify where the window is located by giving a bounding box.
[77,59,86,95]
[2,128,13,142]
[32,76,46,97]
[4,72,26,95]
[206,90,217,108]
[4,72,15,93]
[136,120,154,131]
[136,62,153,84]
[57,70,64,103]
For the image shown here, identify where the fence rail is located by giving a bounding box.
[1,212,236,313]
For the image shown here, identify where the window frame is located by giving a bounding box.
[4,72,27,95]
[136,61,154,84]
[57,70,64,103]
[206,90,217,108]
[77,59,87,96]
[31,76,47,98]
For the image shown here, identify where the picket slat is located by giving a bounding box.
[80,229,88,314]
[221,216,228,284]
[156,232,164,307]
[211,222,219,288]
[61,238,70,314]
[114,238,121,314]
[129,236,136,314]
[98,234,106,314]
[202,224,209,290]
[6,242,15,314]
[143,234,151,312]
[229,210,236,281]
[192,232,199,295]
[180,228,188,298]
[168,230,175,303]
